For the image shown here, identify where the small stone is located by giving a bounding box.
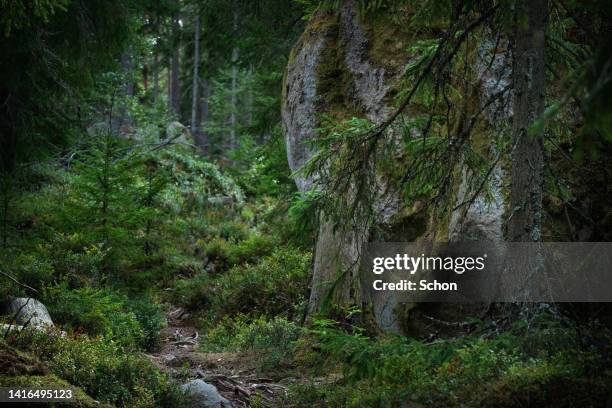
[180,379,233,408]
[7,298,54,330]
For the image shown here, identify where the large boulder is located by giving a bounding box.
[166,121,192,144]
[282,0,512,332]
[6,298,54,330]
[282,0,408,325]
[180,380,233,408]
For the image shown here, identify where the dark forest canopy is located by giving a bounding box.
[0,1,611,407]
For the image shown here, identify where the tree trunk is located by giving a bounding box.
[197,77,210,154]
[191,14,201,138]
[508,0,547,242]
[152,15,159,104]
[169,49,181,115]
[169,6,181,116]
[143,65,149,92]
[247,64,254,129]
[116,51,134,131]
[229,8,239,149]
[153,52,159,104]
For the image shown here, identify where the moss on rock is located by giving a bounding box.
[0,374,113,408]
[0,340,113,408]
[0,340,48,377]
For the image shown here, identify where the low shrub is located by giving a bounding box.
[217,220,249,241]
[225,233,277,265]
[203,233,278,270]
[42,285,165,351]
[212,247,311,319]
[172,247,310,318]
[289,314,612,407]
[10,332,185,407]
[126,297,167,352]
[201,316,303,371]
[171,272,211,311]
[8,253,55,290]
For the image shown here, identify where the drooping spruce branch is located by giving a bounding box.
[300,3,502,229]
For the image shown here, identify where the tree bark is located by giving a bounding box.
[116,51,134,130]
[229,7,239,149]
[191,14,201,138]
[247,64,253,129]
[152,15,160,104]
[143,65,149,92]
[508,0,547,242]
[169,6,181,116]
[197,77,210,154]
[169,49,181,115]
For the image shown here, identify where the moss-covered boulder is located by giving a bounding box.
[0,340,112,408]
[282,0,512,332]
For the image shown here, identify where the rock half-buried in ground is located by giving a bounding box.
[181,379,234,408]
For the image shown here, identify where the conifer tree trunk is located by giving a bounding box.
[153,52,159,104]
[117,51,134,130]
[229,7,239,149]
[508,0,547,242]
[247,64,253,128]
[152,15,160,104]
[198,77,210,154]
[169,50,181,115]
[169,5,181,116]
[191,14,201,138]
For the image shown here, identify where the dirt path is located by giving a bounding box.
[147,307,291,407]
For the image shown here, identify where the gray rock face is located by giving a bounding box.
[339,1,389,122]
[449,34,512,243]
[283,1,405,321]
[283,0,511,332]
[7,298,54,330]
[0,323,23,336]
[166,121,192,144]
[181,380,232,408]
[282,0,416,329]
[476,36,513,125]
[86,121,111,137]
[449,165,506,242]
[281,27,326,192]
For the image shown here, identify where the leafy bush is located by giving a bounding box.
[10,332,185,407]
[158,147,244,212]
[289,314,612,407]
[172,246,310,317]
[227,132,295,198]
[217,220,249,241]
[203,232,278,270]
[43,234,109,284]
[201,316,303,371]
[8,253,55,290]
[171,272,211,311]
[42,285,165,351]
[126,297,167,352]
[202,237,231,267]
[211,247,311,319]
[225,233,278,265]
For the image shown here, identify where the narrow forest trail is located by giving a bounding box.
[147,307,292,407]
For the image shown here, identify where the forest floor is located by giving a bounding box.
[147,307,297,407]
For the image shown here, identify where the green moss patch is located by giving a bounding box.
[0,375,113,408]
[0,340,48,376]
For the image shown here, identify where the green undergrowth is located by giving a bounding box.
[3,334,185,407]
[201,316,304,372]
[0,374,115,408]
[284,311,612,407]
[41,285,166,351]
[190,246,311,372]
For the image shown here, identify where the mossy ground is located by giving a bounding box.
[0,340,113,408]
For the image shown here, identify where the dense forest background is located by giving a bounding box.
[0,0,611,407]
